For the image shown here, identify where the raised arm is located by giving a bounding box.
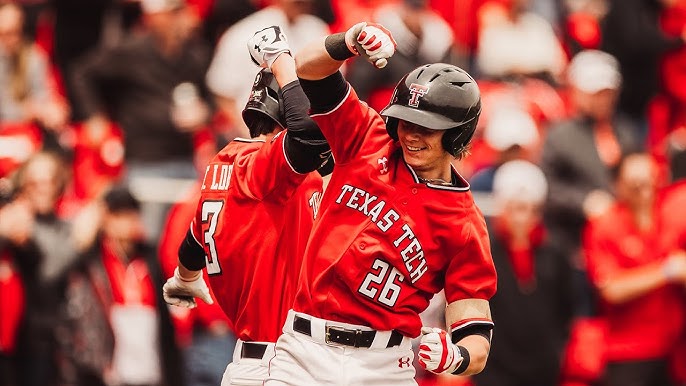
[296,22,397,81]
[248,26,331,174]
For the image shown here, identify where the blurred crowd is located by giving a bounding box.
[1,0,686,386]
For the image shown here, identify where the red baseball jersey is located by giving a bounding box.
[191,133,323,342]
[293,86,497,338]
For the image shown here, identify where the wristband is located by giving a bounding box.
[176,267,201,282]
[325,33,355,61]
[451,345,470,375]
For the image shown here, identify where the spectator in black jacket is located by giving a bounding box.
[70,0,214,243]
[474,160,573,386]
[61,186,183,386]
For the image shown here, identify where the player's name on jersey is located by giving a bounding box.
[335,183,428,284]
[202,164,233,191]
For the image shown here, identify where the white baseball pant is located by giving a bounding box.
[221,339,276,386]
[265,310,417,386]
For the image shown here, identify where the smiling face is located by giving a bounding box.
[396,120,453,181]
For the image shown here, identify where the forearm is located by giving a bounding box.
[599,262,670,304]
[454,334,490,375]
[445,299,493,375]
[281,79,330,173]
[271,53,298,87]
[296,34,351,81]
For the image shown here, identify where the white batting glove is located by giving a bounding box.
[344,22,396,69]
[162,267,213,308]
[418,327,464,374]
[248,25,291,69]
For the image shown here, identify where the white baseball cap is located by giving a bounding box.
[568,50,622,93]
[493,160,548,204]
[483,107,539,151]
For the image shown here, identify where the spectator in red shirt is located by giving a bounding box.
[583,152,686,386]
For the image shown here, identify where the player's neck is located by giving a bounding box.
[415,166,454,186]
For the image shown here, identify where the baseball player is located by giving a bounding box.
[161,26,332,385]
[265,22,498,385]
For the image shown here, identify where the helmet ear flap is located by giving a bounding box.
[385,117,399,140]
[442,120,478,157]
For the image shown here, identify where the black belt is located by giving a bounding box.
[240,342,268,359]
[292,315,404,348]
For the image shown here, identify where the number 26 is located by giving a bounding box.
[358,258,404,307]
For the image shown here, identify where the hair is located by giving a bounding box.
[104,185,141,213]
[0,2,30,103]
[247,111,280,137]
[13,151,69,195]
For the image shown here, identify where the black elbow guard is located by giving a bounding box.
[450,320,494,345]
[449,320,493,375]
[178,229,207,271]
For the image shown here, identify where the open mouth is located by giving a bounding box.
[406,145,426,152]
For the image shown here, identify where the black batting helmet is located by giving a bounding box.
[380,63,482,157]
[242,69,286,137]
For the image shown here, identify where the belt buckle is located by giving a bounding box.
[324,325,336,345]
[325,326,363,347]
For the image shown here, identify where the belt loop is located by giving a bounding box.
[233,340,244,363]
[284,310,296,334]
[309,315,327,343]
[369,330,391,349]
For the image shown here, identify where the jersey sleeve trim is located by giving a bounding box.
[234,137,266,143]
[450,318,495,332]
[310,85,352,118]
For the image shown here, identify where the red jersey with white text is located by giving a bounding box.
[293,86,497,338]
[191,133,323,342]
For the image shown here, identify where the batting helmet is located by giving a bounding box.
[380,63,482,157]
[242,69,286,137]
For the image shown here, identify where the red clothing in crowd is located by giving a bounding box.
[647,2,686,179]
[584,202,686,362]
[492,217,546,288]
[0,251,24,354]
[101,240,157,307]
[659,181,686,383]
[0,122,43,178]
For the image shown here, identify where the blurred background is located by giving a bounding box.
[1,0,686,386]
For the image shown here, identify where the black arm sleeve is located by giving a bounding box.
[178,229,207,271]
[298,71,348,115]
[281,80,332,174]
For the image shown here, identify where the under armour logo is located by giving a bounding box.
[398,357,411,368]
[254,35,269,52]
[378,157,388,175]
[408,83,429,108]
[254,26,285,52]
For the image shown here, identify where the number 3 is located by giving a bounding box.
[358,259,404,307]
[201,201,224,275]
